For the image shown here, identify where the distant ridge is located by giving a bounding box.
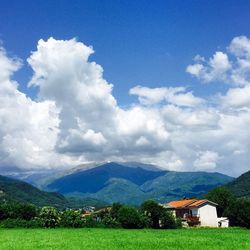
[47,162,166,193]
[0,175,108,209]
[47,162,233,205]
[225,170,250,197]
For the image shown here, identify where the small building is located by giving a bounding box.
[81,207,112,219]
[163,199,226,227]
[83,206,95,213]
[218,217,229,228]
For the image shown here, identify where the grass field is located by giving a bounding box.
[0,228,249,250]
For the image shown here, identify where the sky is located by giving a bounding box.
[0,0,250,176]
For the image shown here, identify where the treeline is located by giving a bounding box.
[0,200,181,229]
[206,187,250,228]
[1,188,249,229]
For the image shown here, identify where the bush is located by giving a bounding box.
[140,200,164,228]
[175,217,183,229]
[39,207,60,228]
[16,203,38,220]
[102,214,121,228]
[60,210,84,228]
[110,203,123,220]
[0,202,38,221]
[118,206,146,229]
[0,218,42,228]
[83,215,105,228]
[160,211,178,229]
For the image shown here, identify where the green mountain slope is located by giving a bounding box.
[47,162,234,205]
[77,178,147,205]
[226,170,250,197]
[0,175,107,209]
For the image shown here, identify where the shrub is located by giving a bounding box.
[110,203,123,219]
[140,200,164,228]
[160,211,178,229]
[16,203,38,220]
[118,206,146,229]
[39,206,60,228]
[0,202,38,221]
[0,218,42,228]
[60,210,84,228]
[175,217,183,229]
[0,218,27,228]
[83,215,104,228]
[102,214,121,228]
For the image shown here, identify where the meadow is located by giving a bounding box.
[0,228,249,250]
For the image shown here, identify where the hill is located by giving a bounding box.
[47,162,233,205]
[47,162,166,194]
[0,175,107,209]
[225,170,250,197]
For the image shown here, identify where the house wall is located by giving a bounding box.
[196,204,218,227]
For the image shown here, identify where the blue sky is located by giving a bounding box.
[1,1,250,176]
[1,0,250,105]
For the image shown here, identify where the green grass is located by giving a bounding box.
[0,228,249,250]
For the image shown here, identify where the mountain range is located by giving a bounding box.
[47,162,234,205]
[0,175,107,209]
[1,162,249,207]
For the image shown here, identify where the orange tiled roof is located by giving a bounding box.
[168,199,196,208]
[81,212,93,217]
[167,199,212,208]
[189,199,207,207]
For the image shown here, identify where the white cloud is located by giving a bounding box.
[229,36,250,58]
[186,51,231,83]
[0,46,73,170]
[194,151,219,170]
[186,64,203,77]
[187,36,250,86]
[0,37,250,176]
[130,85,204,107]
[27,38,118,155]
[220,85,250,108]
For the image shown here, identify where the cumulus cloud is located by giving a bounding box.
[0,46,74,170]
[187,36,250,86]
[0,36,250,176]
[220,84,250,108]
[130,85,204,107]
[194,151,220,170]
[186,51,231,82]
[27,38,117,154]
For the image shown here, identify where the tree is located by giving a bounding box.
[39,207,60,228]
[160,210,179,229]
[102,214,120,228]
[110,203,123,220]
[0,202,38,221]
[17,203,38,220]
[224,198,250,228]
[60,209,83,228]
[118,206,146,229]
[140,200,163,228]
[206,187,236,217]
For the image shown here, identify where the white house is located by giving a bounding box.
[164,199,228,227]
